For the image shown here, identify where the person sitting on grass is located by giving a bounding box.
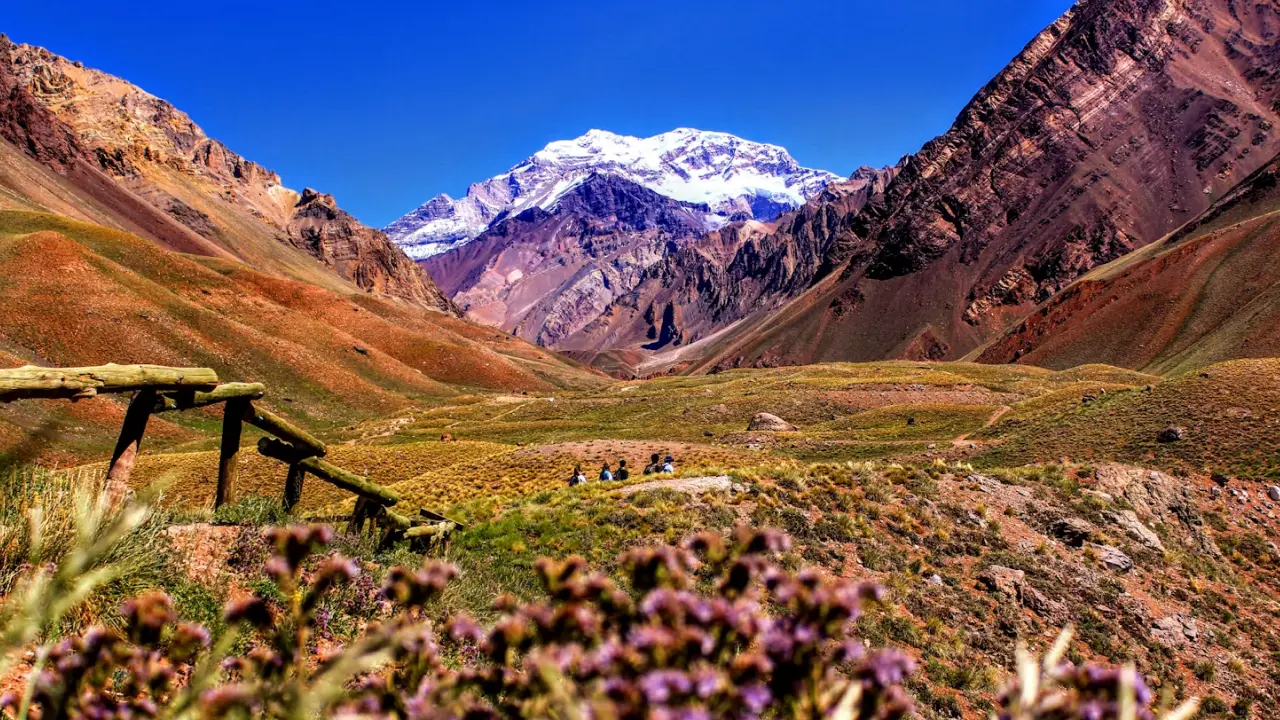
[616,459,630,481]
[599,462,614,482]
[662,455,675,474]
[643,453,661,475]
[569,464,586,487]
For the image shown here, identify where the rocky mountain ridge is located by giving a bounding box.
[626,0,1280,373]
[0,37,453,311]
[386,128,842,259]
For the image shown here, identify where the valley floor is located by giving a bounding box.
[8,358,1280,717]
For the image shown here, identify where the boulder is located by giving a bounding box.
[976,565,1025,599]
[1268,486,1280,502]
[1089,543,1134,573]
[748,412,796,432]
[1049,517,1094,547]
[1150,615,1199,647]
[1111,510,1165,552]
[1156,426,1185,443]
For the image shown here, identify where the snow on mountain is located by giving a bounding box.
[385,128,842,259]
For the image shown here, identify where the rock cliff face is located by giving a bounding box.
[423,173,707,348]
[976,148,1280,374]
[668,0,1280,371]
[288,189,454,311]
[0,37,453,310]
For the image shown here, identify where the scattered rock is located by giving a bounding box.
[1209,486,1222,499]
[353,344,369,355]
[906,417,917,426]
[1211,473,1231,487]
[440,433,455,442]
[1049,517,1095,547]
[1082,489,1114,503]
[703,431,715,438]
[1089,543,1134,573]
[969,474,1005,493]
[976,565,1025,599]
[926,574,943,586]
[748,412,796,432]
[1268,486,1280,502]
[1156,426,1185,443]
[1111,510,1165,552]
[1150,615,1199,647]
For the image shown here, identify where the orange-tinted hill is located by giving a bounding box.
[0,36,452,310]
[0,211,606,464]
[975,151,1280,374]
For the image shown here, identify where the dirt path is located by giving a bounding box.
[952,405,1011,448]
[619,475,732,495]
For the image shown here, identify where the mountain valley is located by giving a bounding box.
[5,2,1280,719]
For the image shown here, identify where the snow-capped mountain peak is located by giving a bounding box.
[385,128,841,259]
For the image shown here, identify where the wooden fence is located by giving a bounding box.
[0,363,460,549]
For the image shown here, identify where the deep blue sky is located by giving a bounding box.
[6,0,1075,227]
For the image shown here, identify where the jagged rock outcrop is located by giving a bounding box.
[287,189,454,311]
[0,36,80,167]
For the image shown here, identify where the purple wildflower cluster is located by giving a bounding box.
[0,525,1190,720]
[350,528,914,719]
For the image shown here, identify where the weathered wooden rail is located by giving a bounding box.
[0,363,461,549]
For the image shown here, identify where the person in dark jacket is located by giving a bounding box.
[616,459,630,481]
[643,453,661,474]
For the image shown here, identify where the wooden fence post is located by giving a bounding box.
[283,463,306,512]
[107,388,157,485]
[215,398,249,508]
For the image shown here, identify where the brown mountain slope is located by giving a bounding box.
[583,167,899,364]
[0,210,605,465]
[974,150,1280,373]
[423,173,711,350]
[0,36,452,310]
[646,0,1280,373]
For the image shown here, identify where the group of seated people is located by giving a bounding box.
[569,453,675,486]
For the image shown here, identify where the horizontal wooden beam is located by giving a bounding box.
[256,438,397,506]
[153,383,266,413]
[405,522,455,539]
[382,509,413,531]
[0,364,218,402]
[244,403,326,457]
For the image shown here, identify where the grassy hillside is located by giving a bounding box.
[974,358,1280,480]
[0,211,605,465]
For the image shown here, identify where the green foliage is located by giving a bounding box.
[0,466,172,632]
[211,495,288,526]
